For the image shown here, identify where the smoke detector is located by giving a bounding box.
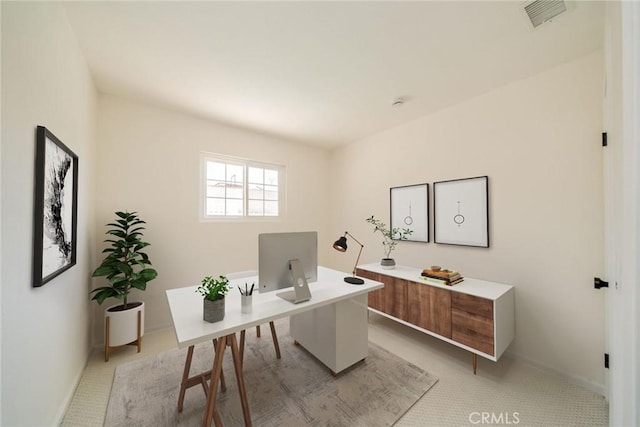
[391,98,404,108]
[521,0,571,30]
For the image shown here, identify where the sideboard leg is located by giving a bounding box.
[472,353,478,375]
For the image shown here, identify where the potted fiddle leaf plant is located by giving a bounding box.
[366,215,413,269]
[90,211,158,361]
[196,275,230,323]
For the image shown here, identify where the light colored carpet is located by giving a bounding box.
[105,322,438,426]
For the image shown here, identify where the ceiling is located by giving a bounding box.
[63,1,604,149]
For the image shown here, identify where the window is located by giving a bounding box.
[201,153,285,219]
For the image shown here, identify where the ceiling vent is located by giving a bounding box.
[522,0,568,29]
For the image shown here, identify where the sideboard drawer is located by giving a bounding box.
[452,308,494,356]
[452,292,493,319]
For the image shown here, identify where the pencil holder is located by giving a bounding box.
[241,294,252,314]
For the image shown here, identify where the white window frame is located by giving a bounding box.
[200,152,286,222]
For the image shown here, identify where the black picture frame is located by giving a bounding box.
[33,126,78,287]
[434,176,489,247]
[390,183,429,242]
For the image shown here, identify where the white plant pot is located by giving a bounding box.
[105,301,145,347]
[380,258,396,269]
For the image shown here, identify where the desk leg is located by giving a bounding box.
[178,342,228,414]
[204,336,227,427]
[178,345,195,413]
[212,339,227,393]
[229,333,252,426]
[239,330,246,366]
[268,322,281,359]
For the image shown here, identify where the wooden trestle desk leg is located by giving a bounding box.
[177,340,227,414]
[268,322,281,359]
[204,337,226,427]
[229,333,251,426]
[203,334,252,427]
[239,330,246,365]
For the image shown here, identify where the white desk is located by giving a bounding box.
[166,266,383,426]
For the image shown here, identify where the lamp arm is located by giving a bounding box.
[351,245,364,277]
[344,231,364,276]
[344,231,364,247]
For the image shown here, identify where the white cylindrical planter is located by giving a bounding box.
[380,258,396,269]
[105,301,144,361]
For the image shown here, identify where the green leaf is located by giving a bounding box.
[107,230,127,238]
[139,268,158,281]
[115,262,133,275]
[90,287,119,305]
[130,280,147,291]
[92,265,115,277]
[109,276,128,285]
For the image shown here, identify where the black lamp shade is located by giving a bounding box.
[333,236,347,252]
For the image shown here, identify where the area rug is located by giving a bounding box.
[105,320,437,426]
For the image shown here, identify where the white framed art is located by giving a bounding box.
[434,176,489,247]
[390,183,429,242]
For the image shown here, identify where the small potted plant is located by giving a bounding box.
[90,211,158,361]
[366,215,413,269]
[197,275,230,323]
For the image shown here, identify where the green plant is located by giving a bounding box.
[366,215,413,258]
[90,211,158,308]
[196,275,230,301]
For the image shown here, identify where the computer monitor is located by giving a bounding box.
[258,231,317,302]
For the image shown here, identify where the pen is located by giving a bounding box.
[245,283,248,295]
[249,283,255,295]
[238,285,244,295]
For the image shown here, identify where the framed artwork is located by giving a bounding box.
[434,176,489,247]
[33,126,78,287]
[390,183,429,242]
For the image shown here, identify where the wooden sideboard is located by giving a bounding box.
[356,264,514,373]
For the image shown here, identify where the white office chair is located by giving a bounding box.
[226,270,281,362]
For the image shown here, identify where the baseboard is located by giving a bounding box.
[56,345,94,425]
[505,349,607,397]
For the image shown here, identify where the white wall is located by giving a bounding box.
[1,2,97,426]
[94,95,331,342]
[327,52,606,392]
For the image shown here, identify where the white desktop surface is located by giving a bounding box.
[166,266,383,349]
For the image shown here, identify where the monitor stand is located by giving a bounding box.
[277,259,311,304]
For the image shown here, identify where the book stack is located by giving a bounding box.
[421,268,464,286]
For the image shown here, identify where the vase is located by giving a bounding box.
[203,297,225,323]
[380,258,396,269]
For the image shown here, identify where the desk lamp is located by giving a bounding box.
[333,232,365,285]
